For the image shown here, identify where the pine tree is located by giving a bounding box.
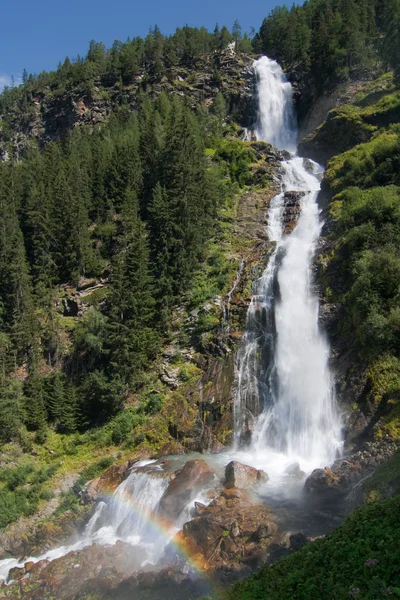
[46,373,78,433]
[219,26,232,49]
[139,97,165,215]
[159,98,211,294]
[24,365,47,440]
[0,331,22,443]
[105,120,142,212]
[148,182,175,320]
[0,164,37,358]
[107,203,159,386]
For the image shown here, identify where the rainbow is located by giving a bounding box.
[100,487,214,587]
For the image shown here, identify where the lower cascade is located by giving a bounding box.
[234,56,343,472]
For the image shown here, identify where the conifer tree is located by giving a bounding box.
[139,97,165,215]
[105,120,142,212]
[107,200,159,386]
[0,332,22,442]
[24,365,47,441]
[148,182,175,320]
[160,98,211,293]
[0,164,37,358]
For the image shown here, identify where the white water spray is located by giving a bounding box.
[235,57,342,472]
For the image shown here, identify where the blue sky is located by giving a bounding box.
[0,0,287,88]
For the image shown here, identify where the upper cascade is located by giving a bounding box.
[234,56,342,473]
[253,56,297,153]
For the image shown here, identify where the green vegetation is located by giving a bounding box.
[0,461,57,528]
[222,495,400,600]
[313,70,400,440]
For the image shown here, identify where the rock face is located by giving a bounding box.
[159,460,215,521]
[225,461,269,489]
[282,191,305,234]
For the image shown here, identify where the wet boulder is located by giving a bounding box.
[225,461,269,489]
[80,462,131,505]
[304,467,343,500]
[159,459,215,521]
[80,476,102,505]
[285,462,306,479]
[174,487,278,572]
[282,191,306,234]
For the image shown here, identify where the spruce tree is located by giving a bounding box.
[107,200,159,386]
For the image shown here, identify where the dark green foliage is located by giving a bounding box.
[381,0,400,86]
[223,495,400,600]
[253,0,394,92]
[142,392,163,415]
[110,409,146,444]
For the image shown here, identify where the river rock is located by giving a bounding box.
[80,476,102,505]
[285,462,306,479]
[159,459,215,521]
[225,461,269,489]
[304,467,343,500]
[172,487,278,572]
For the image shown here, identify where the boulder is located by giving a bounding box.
[159,459,215,521]
[225,461,269,489]
[174,487,278,572]
[80,462,131,504]
[304,467,343,500]
[285,462,306,479]
[282,191,306,234]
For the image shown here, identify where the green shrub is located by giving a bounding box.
[110,409,145,445]
[142,393,163,415]
[0,463,35,490]
[56,489,80,515]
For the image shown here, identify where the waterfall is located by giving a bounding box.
[234,56,342,471]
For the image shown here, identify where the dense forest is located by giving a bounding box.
[0,89,245,443]
[253,0,400,89]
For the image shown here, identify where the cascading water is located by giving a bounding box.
[234,56,342,473]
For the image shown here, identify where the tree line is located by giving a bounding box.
[253,0,400,89]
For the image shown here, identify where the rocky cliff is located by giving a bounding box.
[0,49,255,161]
